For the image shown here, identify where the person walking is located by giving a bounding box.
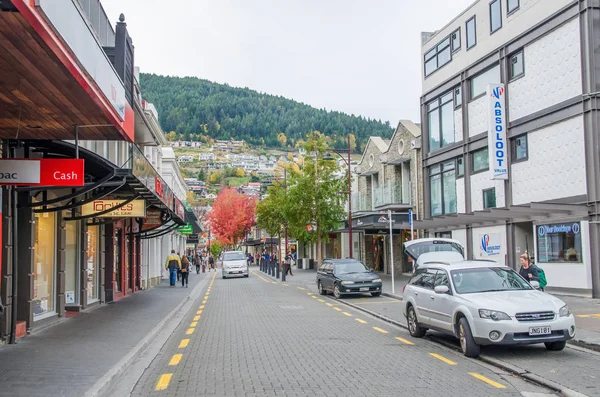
[165,250,181,287]
[208,255,214,272]
[519,252,540,283]
[285,251,294,276]
[176,252,183,282]
[181,254,191,288]
[194,252,201,274]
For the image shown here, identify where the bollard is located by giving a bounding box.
[276,261,280,279]
[281,263,286,282]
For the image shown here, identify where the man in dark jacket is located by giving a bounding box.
[164,250,182,287]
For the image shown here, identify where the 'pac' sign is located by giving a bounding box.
[487,84,508,180]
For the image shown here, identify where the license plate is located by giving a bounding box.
[529,326,551,336]
[359,287,369,292]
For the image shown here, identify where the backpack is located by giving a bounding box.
[182,255,189,265]
[535,265,547,289]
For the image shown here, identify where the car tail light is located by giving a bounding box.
[403,284,407,294]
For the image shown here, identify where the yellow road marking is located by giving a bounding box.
[271,281,277,284]
[155,374,172,391]
[193,315,200,321]
[326,303,333,307]
[372,327,388,334]
[297,287,306,290]
[178,339,190,348]
[468,373,506,389]
[196,310,203,315]
[355,318,367,324]
[204,294,209,298]
[342,312,352,317]
[169,354,182,366]
[317,299,325,302]
[307,292,313,296]
[199,305,205,309]
[334,307,342,311]
[190,321,198,327]
[311,296,317,299]
[202,300,207,304]
[577,314,600,318]
[186,328,195,335]
[395,337,414,345]
[429,353,456,365]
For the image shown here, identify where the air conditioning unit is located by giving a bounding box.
[411,139,422,149]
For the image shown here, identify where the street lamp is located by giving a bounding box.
[327,135,353,259]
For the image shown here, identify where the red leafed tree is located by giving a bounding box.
[208,188,256,246]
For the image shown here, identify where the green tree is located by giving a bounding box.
[165,131,177,141]
[198,169,206,181]
[210,241,223,258]
[256,182,287,252]
[285,131,346,265]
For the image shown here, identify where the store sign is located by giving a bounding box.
[82,199,146,218]
[175,199,185,220]
[0,159,85,186]
[142,209,163,230]
[538,223,580,236]
[487,84,508,180]
[155,177,163,197]
[179,223,193,235]
[480,233,501,256]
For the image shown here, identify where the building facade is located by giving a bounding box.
[418,0,600,297]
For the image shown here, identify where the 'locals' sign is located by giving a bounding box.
[487,84,508,180]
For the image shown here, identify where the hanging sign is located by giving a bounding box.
[0,159,85,186]
[175,199,185,220]
[487,84,508,180]
[142,209,163,230]
[178,223,193,234]
[82,199,146,218]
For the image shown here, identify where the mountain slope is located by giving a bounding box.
[139,73,394,150]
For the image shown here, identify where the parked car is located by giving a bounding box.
[402,238,576,358]
[221,251,249,279]
[316,259,382,299]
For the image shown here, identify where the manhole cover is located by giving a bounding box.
[279,305,305,310]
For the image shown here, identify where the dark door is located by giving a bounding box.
[114,229,122,293]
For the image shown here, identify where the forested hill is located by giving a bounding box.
[139,73,394,150]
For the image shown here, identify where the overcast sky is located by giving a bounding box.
[101,0,474,127]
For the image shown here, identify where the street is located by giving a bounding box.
[114,270,555,397]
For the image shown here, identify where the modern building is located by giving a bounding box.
[418,0,599,297]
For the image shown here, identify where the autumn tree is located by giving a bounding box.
[234,168,245,177]
[165,131,177,141]
[277,132,287,147]
[208,188,256,247]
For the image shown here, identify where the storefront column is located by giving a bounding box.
[99,224,106,303]
[56,213,67,317]
[17,191,33,333]
[1,186,13,339]
[80,221,89,308]
[104,223,115,303]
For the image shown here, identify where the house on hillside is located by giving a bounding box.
[199,153,215,161]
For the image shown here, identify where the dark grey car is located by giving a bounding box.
[316,259,383,299]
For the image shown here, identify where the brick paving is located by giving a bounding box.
[130,270,550,397]
[0,272,209,397]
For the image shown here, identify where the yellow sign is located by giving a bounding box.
[82,199,146,218]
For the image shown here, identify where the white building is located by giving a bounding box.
[199,153,216,161]
[418,0,599,297]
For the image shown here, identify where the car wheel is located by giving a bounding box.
[371,292,381,297]
[333,283,342,299]
[318,281,327,295]
[545,341,566,351]
[407,305,426,338]
[222,275,226,279]
[458,317,481,358]
[244,274,249,278]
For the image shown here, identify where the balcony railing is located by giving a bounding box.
[351,193,372,212]
[373,184,409,208]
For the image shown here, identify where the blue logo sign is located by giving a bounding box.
[488,84,508,180]
[538,223,581,236]
[408,209,413,226]
[480,233,501,256]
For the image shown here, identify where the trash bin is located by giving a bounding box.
[308,259,315,269]
[297,259,303,270]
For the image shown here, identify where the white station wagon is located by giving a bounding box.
[402,238,576,358]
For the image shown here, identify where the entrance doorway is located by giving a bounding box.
[114,229,122,293]
[374,236,385,272]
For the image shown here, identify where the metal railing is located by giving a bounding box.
[373,184,409,208]
[76,0,116,46]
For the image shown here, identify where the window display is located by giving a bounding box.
[65,220,78,305]
[537,222,582,263]
[34,212,56,319]
[87,226,99,302]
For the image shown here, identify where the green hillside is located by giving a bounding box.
[139,73,394,150]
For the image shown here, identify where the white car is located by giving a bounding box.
[402,238,576,358]
[221,251,249,279]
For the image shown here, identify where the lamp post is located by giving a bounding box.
[330,135,353,259]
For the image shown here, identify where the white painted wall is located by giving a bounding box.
[468,97,487,137]
[533,220,593,290]
[422,0,573,93]
[456,177,466,213]
[454,109,463,142]
[472,225,507,266]
[511,116,586,205]
[469,171,506,211]
[452,229,468,254]
[508,17,582,120]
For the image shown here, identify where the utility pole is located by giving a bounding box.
[347,135,353,259]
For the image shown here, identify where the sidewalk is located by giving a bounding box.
[0,271,211,397]
[262,265,600,350]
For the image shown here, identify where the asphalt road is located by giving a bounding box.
[118,271,557,397]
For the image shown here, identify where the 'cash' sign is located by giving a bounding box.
[487,84,508,180]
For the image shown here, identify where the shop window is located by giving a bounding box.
[490,0,502,34]
[483,187,496,208]
[87,225,100,302]
[510,51,524,80]
[466,16,477,49]
[470,65,501,100]
[513,134,528,162]
[34,212,56,319]
[472,147,489,173]
[507,0,519,14]
[65,220,79,305]
[427,92,455,152]
[537,222,582,263]
[430,161,457,216]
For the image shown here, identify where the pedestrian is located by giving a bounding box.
[208,255,214,271]
[176,251,182,282]
[519,252,540,283]
[285,251,294,276]
[181,254,191,288]
[164,249,181,287]
[194,252,201,274]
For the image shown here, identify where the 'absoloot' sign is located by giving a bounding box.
[487,84,508,180]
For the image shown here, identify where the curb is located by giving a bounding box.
[332,295,589,397]
[84,273,211,397]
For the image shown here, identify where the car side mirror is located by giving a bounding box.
[530,281,541,290]
[434,285,450,294]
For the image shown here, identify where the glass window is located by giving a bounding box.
[507,0,519,14]
[427,92,455,152]
[87,225,100,302]
[410,268,427,287]
[490,0,502,33]
[457,157,464,177]
[441,101,455,147]
[442,168,457,214]
[472,147,489,172]
[428,108,441,151]
[435,232,452,239]
[430,173,442,217]
[420,269,437,290]
[65,220,78,305]
[429,162,457,216]
[510,51,524,80]
[466,16,477,49]
[424,36,454,77]
[513,134,528,161]
[483,188,496,209]
[451,29,461,52]
[34,212,56,319]
[437,39,451,67]
[223,252,246,261]
[451,267,532,294]
[434,270,451,289]
[335,261,369,274]
[454,87,462,108]
[470,65,501,99]
[537,223,583,263]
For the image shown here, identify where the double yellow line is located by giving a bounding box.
[155,272,216,391]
